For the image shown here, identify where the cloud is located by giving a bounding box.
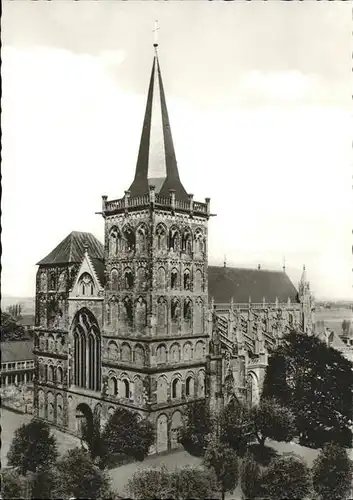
[241,70,314,101]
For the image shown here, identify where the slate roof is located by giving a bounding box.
[129,54,189,201]
[37,231,104,266]
[1,340,34,362]
[90,257,106,287]
[208,266,299,304]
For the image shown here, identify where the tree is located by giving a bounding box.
[312,442,353,500]
[204,441,239,500]
[127,464,217,500]
[262,330,353,448]
[101,407,155,463]
[260,453,312,500]
[7,420,58,475]
[220,397,253,455]
[251,397,295,447]
[55,447,112,499]
[1,311,26,342]
[1,468,26,499]
[240,452,261,500]
[178,400,213,457]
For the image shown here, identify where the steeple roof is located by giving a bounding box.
[129,50,188,201]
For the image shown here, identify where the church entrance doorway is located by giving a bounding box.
[76,403,93,445]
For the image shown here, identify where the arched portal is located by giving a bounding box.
[76,402,94,443]
[246,372,260,407]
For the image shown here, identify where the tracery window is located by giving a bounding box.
[169,227,180,252]
[111,269,119,291]
[183,269,191,290]
[79,273,94,296]
[182,229,192,254]
[72,308,101,391]
[156,224,167,250]
[124,269,134,290]
[171,269,179,290]
[136,225,147,253]
[122,226,135,252]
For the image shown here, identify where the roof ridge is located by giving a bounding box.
[85,252,104,289]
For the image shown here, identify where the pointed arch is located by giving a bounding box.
[156,223,168,251]
[124,267,134,290]
[135,297,147,333]
[169,226,180,252]
[134,344,145,366]
[185,373,195,398]
[183,297,192,332]
[157,376,168,403]
[170,268,179,290]
[122,224,135,253]
[183,341,193,361]
[194,228,205,255]
[122,296,133,328]
[156,414,168,453]
[56,394,64,426]
[194,269,203,292]
[181,227,192,255]
[171,298,181,334]
[197,370,205,398]
[157,297,167,334]
[109,376,118,396]
[195,297,204,334]
[183,268,191,290]
[111,268,119,291]
[170,343,181,363]
[195,340,205,360]
[108,341,119,360]
[170,411,183,449]
[136,267,147,291]
[156,343,167,364]
[57,366,63,384]
[157,266,166,290]
[121,342,132,363]
[136,223,147,253]
[171,376,182,399]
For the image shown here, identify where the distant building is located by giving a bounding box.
[32,42,314,453]
[1,341,35,386]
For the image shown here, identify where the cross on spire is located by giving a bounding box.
[153,20,160,48]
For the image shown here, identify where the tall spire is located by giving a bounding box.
[128,23,188,200]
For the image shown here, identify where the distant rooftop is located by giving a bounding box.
[208,266,299,304]
[1,340,34,362]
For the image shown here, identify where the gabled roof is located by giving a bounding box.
[90,257,105,287]
[208,266,299,304]
[37,231,104,266]
[1,340,34,362]
[129,52,188,201]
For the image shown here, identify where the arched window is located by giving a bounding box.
[48,365,55,382]
[135,297,147,333]
[121,343,132,363]
[109,230,116,256]
[171,269,179,290]
[134,344,145,366]
[124,269,134,290]
[172,378,181,399]
[72,308,101,391]
[171,298,181,333]
[183,269,191,290]
[136,267,147,291]
[157,267,166,290]
[197,371,205,397]
[183,298,192,331]
[288,313,293,326]
[195,341,205,360]
[156,224,167,250]
[157,377,168,403]
[57,366,63,384]
[157,298,167,334]
[49,272,56,290]
[122,226,135,252]
[156,344,167,364]
[194,229,204,255]
[182,229,192,254]
[122,297,133,327]
[109,377,118,396]
[194,269,203,292]
[169,228,180,252]
[111,269,119,291]
[79,273,94,297]
[183,342,192,361]
[108,341,119,360]
[195,298,204,334]
[136,225,147,253]
[170,343,180,363]
[185,376,194,397]
[122,379,130,399]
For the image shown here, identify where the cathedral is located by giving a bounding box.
[33,42,315,454]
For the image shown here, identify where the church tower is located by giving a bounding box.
[100,35,211,453]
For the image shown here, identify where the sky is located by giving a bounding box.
[2,1,352,300]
